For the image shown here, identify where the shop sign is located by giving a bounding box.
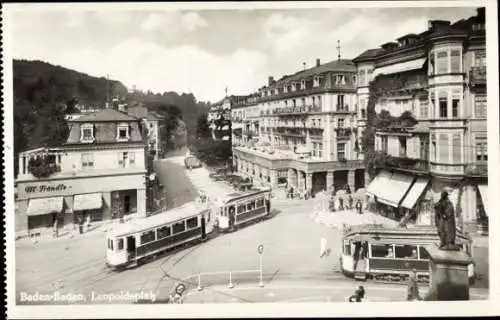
[25,184,68,193]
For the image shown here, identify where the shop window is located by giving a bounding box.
[436,51,448,74]
[450,50,461,73]
[140,230,156,245]
[157,226,171,239]
[117,239,124,250]
[474,95,487,118]
[172,221,186,234]
[395,245,418,259]
[186,217,198,229]
[80,123,94,143]
[371,244,393,258]
[419,247,430,260]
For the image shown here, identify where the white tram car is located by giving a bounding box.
[106,202,215,269]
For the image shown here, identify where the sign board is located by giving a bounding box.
[258,244,264,254]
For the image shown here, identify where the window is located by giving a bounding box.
[246,200,256,211]
[300,80,306,90]
[292,99,296,107]
[186,217,198,229]
[381,136,388,153]
[317,143,323,157]
[337,95,345,110]
[474,95,487,118]
[476,136,487,161]
[318,119,322,127]
[452,98,459,118]
[420,101,429,118]
[361,109,366,118]
[359,70,365,86]
[431,134,437,161]
[256,198,265,208]
[117,124,130,141]
[117,239,124,250]
[452,134,461,163]
[399,137,407,157]
[172,221,186,234]
[129,152,135,165]
[429,53,435,75]
[367,69,373,83]
[157,226,171,239]
[109,239,114,250]
[343,240,351,255]
[419,247,430,260]
[140,230,156,245]
[313,76,320,87]
[80,124,94,142]
[336,75,345,85]
[118,152,128,167]
[82,153,94,169]
[395,245,418,259]
[450,50,461,73]
[474,50,486,67]
[371,244,393,258]
[301,97,306,106]
[430,96,436,118]
[439,134,449,163]
[353,75,357,85]
[337,143,345,161]
[436,51,448,74]
[439,95,448,118]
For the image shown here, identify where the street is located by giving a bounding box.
[15,151,489,304]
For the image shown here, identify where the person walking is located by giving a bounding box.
[407,269,421,301]
[320,236,327,258]
[78,215,84,235]
[86,214,92,233]
[348,286,365,302]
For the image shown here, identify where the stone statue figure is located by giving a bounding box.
[434,191,460,250]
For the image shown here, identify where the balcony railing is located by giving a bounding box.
[469,66,486,86]
[271,104,322,115]
[383,156,429,172]
[465,163,488,177]
[335,128,353,140]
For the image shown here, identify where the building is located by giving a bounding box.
[231,93,260,147]
[126,103,165,159]
[232,58,366,194]
[16,108,148,234]
[208,96,234,141]
[358,8,487,231]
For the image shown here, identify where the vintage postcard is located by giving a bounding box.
[3,1,500,318]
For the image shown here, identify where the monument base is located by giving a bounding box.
[424,244,473,301]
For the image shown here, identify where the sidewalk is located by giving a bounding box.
[311,209,398,230]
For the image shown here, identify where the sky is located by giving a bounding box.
[9,4,479,102]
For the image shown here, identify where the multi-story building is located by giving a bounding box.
[231,93,260,147]
[208,96,234,141]
[358,8,487,230]
[232,58,367,194]
[126,103,165,159]
[15,108,148,235]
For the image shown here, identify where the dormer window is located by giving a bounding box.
[336,75,346,85]
[275,88,279,95]
[283,86,288,93]
[300,80,306,90]
[291,82,297,92]
[80,123,95,143]
[116,123,130,141]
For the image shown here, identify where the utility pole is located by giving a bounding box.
[337,40,342,60]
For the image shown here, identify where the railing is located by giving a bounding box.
[430,162,464,175]
[383,156,429,172]
[271,104,322,115]
[465,163,488,177]
[335,128,352,139]
[470,66,486,86]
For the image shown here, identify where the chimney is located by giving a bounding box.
[316,58,321,67]
[268,76,274,86]
[477,7,485,22]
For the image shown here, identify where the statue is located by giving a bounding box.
[434,191,460,250]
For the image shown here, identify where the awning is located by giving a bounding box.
[478,185,488,216]
[376,173,415,207]
[401,177,429,210]
[26,197,64,216]
[373,58,426,77]
[232,123,243,130]
[73,193,103,211]
[366,170,392,196]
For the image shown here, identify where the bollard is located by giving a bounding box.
[197,273,203,291]
[228,271,234,289]
[259,255,264,287]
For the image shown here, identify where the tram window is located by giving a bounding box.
[247,200,256,211]
[173,221,186,234]
[395,245,418,259]
[371,244,393,258]
[237,204,245,213]
[256,198,264,208]
[140,230,156,245]
[186,217,198,229]
[110,239,114,251]
[343,240,351,255]
[419,247,430,260]
[157,226,171,239]
[117,239,124,250]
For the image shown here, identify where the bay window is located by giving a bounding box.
[436,51,448,74]
[439,92,448,118]
[439,134,449,163]
[452,134,461,163]
[475,136,487,162]
[450,49,461,73]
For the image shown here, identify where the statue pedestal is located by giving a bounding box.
[425,244,473,301]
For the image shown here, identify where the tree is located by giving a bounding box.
[196,113,211,139]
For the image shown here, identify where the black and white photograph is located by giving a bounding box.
[3,1,499,318]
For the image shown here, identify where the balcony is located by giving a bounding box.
[469,66,486,86]
[383,156,429,173]
[271,104,322,116]
[335,128,353,140]
[465,163,488,177]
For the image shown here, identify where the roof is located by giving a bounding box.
[70,108,139,122]
[214,188,270,204]
[268,59,356,88]
[353,48,384,62]
[126,105,149,119]
[108,202,210,237]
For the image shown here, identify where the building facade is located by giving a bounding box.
[16,108,148,234]
[358,8,487,230]
[125,103,165,159]
[232,58,366,194]
[208,96,238,141]
[231,93,260,147]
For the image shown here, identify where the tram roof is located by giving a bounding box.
[214,188,270,204]
[342,223,471,244]
[108,202,209,237]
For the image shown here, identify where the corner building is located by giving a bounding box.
[357,8,487,232]
[232,58,367,194]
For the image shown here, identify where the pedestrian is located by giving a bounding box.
[355,200,363,214]
[78,215,84,235]
[348,286,365,302]
[86,214,92,232]
[407,269,421,301]
[53,218,59,238]
[320,237,327,258]
[338,197,345,211]
[348,194,354,210]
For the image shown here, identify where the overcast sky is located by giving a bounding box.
[10,4,478,102]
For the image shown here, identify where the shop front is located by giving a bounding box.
[16,173,146,234]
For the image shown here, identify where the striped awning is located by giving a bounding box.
[376,173,415,208]
[73,193,103,211]
[373,58,426,77]
[366,170,392,197]
[401,178,429,210]
[26,197,64,216]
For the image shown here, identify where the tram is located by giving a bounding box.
[339,224,475,284]
[212,188,272,232]
[106,202,214,269]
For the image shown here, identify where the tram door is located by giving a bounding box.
[201,216,206,239]
[126,236,136,259]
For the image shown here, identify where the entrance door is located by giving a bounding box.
[124,195,131,213]
[201,217,206,239]
[126,236,136,258]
